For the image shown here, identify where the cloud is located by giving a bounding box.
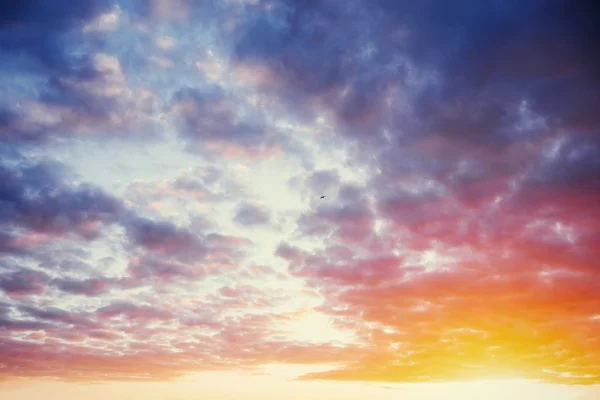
[283,170,600,385]
[0,2,161,146]
[0,281,360,382]
[295,262,600,384]
[18,305,96,327]
[305,169,341,194]
[0,144,241,291]
[294,182,375,244]
[0,270,50,297]
[205,233,252,248]
[0,0,599,388]
[0,152,122,247]
[96,302,174,322]
[122,167,237,212]
[123,216,200,255]
[83,8,121,33]
[0,0,111,73]
[257,2,600,383]
[126,255,207,283]
[230,1,396,136]
[52,277,119,297]
[168,86,282,158]
[0,143,220,250]
[233,203,271,227]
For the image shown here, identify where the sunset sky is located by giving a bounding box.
[1,1,600,399]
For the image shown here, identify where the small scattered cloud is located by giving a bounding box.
[233,203,272,227]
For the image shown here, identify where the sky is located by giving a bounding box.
[0,0,599,399]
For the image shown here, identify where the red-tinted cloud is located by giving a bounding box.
[282,163,600,384]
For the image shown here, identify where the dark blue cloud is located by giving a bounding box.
[296,183,374,243]
[230,0,599,157]
[0,232,19,254]
[0,1,163,147]
[0,269,50,296]
[169,86,274,153]
[123,216,202,255]
[0,154,122,239]
[232,0,397,137]
[233,1,377,92]
[0,318,51,332]
[0,146,210,285]
[52,278,119,297]
[0,0,110,74]
[530,135,600,190]
[373,0,599,81]
[305,170,341,195]
[18,305,97,327]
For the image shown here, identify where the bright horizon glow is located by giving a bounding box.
[1,374,598,400]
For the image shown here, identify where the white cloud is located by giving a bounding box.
[83,8,121,33]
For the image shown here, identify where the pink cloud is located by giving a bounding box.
[0,270,50,298]
[8,232,63,250]
[96,303,173,322]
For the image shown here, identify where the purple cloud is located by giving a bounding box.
[233,203,271,227]
[0,270,50,297]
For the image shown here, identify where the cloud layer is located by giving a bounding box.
[1,0,599,386]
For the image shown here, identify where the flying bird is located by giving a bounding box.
[320,196,326,199]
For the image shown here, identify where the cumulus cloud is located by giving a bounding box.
[233,203,271,227]
[0,270,50,297]
[0,157,122,240]
[248,0,600,385]
[0,1,111,72]
[0,1,163,146]
[167,86,285,160]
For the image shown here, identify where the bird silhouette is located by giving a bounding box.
[320,196,326,199]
